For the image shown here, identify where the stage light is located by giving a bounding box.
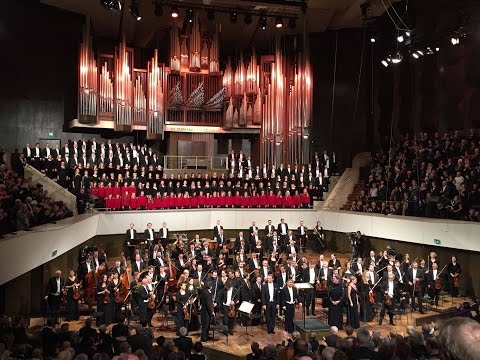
[101,0,121,12]
[405,31,411,37]
[412,53,419,59]
[381,60,389,67]
[230,11,238,23]
[370,37,376,43]
[129,0,141,20]
[244,13,252,25]
[171,6,179,18]
[397,35,404,43]
[187,8,193,23]
[426,47,434,55]
[417,50,424,56]
[435,46,440,52]
[207,9,215,21]
[451,37,459,45]
[275,17,283,28]
[154,2,163,17]
[391,52,403,64]
[259,16,267,30]
[288,17,296,29]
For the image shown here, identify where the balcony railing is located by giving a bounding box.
[163,155,227,170]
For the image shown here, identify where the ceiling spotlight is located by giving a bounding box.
[417,50,424,56]
[207,9,215,21]
[370,36,376,43]
[381,60,389,67]
[230,11,238,23]
[171,6,179,18]
[405,31,411,37]
[451,37,459,45]
[397,35,404,43]
[101,0,121,12]
[435,46,440,52]
[412,52,419,59]
[129,0,141,20]
[154,2,163,17]
[187,8,193,23]
[275,17,283,28]
[259,16,267,30]
[244,13,252,25]
[391,52,403,64]
[426,47,434,55]
[275,134,283,146]
[288,17,296,29]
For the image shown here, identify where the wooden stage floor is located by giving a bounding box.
[47,294,466,359]
[34,250,466,358]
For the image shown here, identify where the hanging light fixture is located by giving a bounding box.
[259,15,267,30]
[275,17,283,28]
[303,127,310,140]
[391,52,403,64]
[171,6,179,18]
[275,134,283,146]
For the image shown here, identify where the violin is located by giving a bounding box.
[368,277,382,304]
[385,293,392,306]
[71,279,82,300]
[228,303,236,318]
[103,286,111,304]
[315,280,327,291]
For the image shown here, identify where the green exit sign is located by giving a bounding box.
[48,131,54,137]
[434,239,441,245]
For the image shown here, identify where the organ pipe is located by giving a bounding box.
[78,20,98,122]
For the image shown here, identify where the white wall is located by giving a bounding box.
[1,209,478,285]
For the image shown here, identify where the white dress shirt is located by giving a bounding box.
[268,283,274,302]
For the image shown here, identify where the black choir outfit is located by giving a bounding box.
[45,276,65,323]
[346,284,360,329]
[447,261,461,297]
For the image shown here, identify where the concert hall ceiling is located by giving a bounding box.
[40,0,388,49]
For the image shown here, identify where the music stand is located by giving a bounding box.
[238,301,255,340]
[295,283,313,328]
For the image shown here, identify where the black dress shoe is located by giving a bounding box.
[378,319,383,325]
[311,312,316,316]
[271,331,275,334]
[420,310,425,314]
[389,321,395,326]
[222,330,228,336]
[229,330,234,335]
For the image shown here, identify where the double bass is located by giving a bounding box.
[116,253,132,303]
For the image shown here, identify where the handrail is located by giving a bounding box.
[163,155,227,170]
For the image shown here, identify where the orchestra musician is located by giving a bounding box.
[96,273,113,325]
[297,221,308,250]
[213,220,223,239]
[200,282,214,342]
[132,253,146,275]
[221,280,239,335]
[328,275,344,329]
[406,261,425,314]
[447,256,461,297]
[125,223,137,260]
[329,254,342,271]
[313,221,325,253]
[265,219,275,237]
[281,279,301,334]
[379,273,399,326]
[158,222,169,248]
[64,270,80,321]
[177,282,191,333]
[261,274,279,334]
[44,270,65,323]
[303,262,319,316]
[427,262,441,306]
[144,222,156,244]
[278,218,289,248]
